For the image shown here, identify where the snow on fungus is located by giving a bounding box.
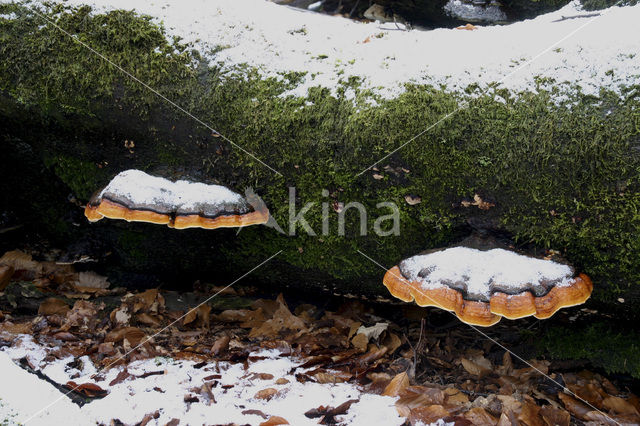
[383,247,593,326]
[84,170,269,229]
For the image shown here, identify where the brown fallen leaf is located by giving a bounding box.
[518,400,544,426]
[408,405,450,424]
[211,335,230,355]
[461,356,492,378]
[351,333,368,352]
[602,395,640,415]
[0,264,14,291]
[260,416,289,426]
[136,312,162,327]
[254,388,279,401]
[557,393,591,420]
[65,381,109,398]
[109,369,132,386]
[383,372,410,397]
[539,405,570,426]
[242,409,268,419]
[464,407,498,426]
[275,378,290,385]
[445,387,470,405]
[183,304,211,328]
[38,298,70,316]
[396,386,445,417]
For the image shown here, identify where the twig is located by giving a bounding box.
[552,13,600,22]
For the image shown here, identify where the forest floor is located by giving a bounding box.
[0,249,639,425]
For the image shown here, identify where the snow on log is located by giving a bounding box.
[85,169,269,229]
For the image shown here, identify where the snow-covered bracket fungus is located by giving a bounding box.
[383,247,593,326]
[85,170,269,229]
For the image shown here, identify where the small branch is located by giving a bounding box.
[552,13,600,22]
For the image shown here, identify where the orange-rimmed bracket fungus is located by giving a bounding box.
[85,170,269,229]
[383,246,593,326]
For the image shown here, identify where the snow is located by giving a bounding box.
[0,336,407,425]
[399,247,574,300]
[99,169,248,215]
[14,0,640,100]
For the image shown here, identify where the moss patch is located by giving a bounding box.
[539,323,640,379]
[0,3,639,307]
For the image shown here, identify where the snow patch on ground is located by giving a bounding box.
[19,0,640,100]
[0,335,407,425]
[399,247,574,299]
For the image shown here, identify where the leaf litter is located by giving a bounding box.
[0,250,638,425]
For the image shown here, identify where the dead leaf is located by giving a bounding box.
[183,304,211,328]
[254,388,279,401]
[558,393,591,420]
[260,416,289,426]
[211,335,230,355]
[357,323,388,340]
[396,386,445,417]
[602,396,639,415]
[461,356,492,378]
[351,333,368,352]
[0,265,14,291]
[518,401,544,426]
[65,381,108,398]
[464,407,498,426]
[109,369,132,386]
[383,372,410,397]
[408,405,450,424]
[539,405,570,426]
[75,271,110,289]
[38,298,70,316]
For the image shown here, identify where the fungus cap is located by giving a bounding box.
[383,247,593,326]
[84,170,269,229]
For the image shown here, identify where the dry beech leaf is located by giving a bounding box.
[558,393,591,420]
[539,405,570,426]
[211,335,230,355]
[518,401,544,426]
[602,396,639,415]
[383,372,410,397]
[38,298,70,316]
[464,407,498,426]
[75,271,110,289]
[396,386,445,417]
[461,356,492,378]
[136,312,162,327]
[254,388,279,401]
[408,405,450,424]
[382,332,403,354]
[445,387,470,405]
[351,333,368,352]
[260,416,289,426]
[0,264,14,291]
[65,381,108,398]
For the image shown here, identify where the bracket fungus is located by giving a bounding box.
[85,170,269,229]
[383,246,593,326]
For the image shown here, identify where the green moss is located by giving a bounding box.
[580,0,638,11]
[1,3,639,304]
[539,323,640,378]
[43,155,107,200]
